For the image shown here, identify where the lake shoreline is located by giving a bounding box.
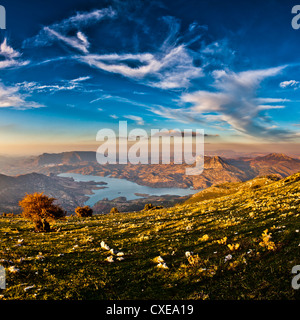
[58,172,200,208]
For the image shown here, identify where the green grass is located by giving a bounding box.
[1,173,300,300]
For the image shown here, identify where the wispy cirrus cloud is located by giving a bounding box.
[76,39,203,90]
[90,93,148,108]
[0,82,44,109]
[16,4,297,141]
[24,9,204,90]
[0,39,29,69]
[150,66,296,140]
[23,8,116,50]
[44,28,90,53]
[17,76,92,94]
[124,115,145,125]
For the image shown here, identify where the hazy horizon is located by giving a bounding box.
[1,142,300,158]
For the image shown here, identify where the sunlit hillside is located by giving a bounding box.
[1,172,300,299]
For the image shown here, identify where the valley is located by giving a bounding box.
[1,169,300,299]
[1,151,300,215]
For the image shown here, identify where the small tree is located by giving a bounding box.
[19,192,66,232]
[75,206,93,217]
[110,207,119,214]
[144,203,154,211]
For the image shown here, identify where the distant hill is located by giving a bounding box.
[254,153,294,161]
[0,172,99,214]
[1,151,300,189]
[34,151,97,166]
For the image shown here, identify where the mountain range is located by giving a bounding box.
[28,151,300,189]
[1,151,300,214]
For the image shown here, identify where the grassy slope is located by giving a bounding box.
[1,173,300,300]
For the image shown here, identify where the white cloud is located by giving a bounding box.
[89,94,149,108]
[0,38,21,59]
[44,27,90,53]
[181,66,290,139]
[79,52,161,78]
[78,44,203,89]
[124,115,145,125]
[0,82,44,109]
[22,9,204,90]
[255,97,290,103]
[58,7,116,29]
[0,38,29,69]
[23,8,116,49]
[151,66,295,140]
[17,76,91,94]
[200,39,236,69]
[41,12,204,89]
[279,80,299,88]
[257,105,285,110]
[70,76,91,83]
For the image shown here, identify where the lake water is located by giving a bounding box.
[59,173,200,207]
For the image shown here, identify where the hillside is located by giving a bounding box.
[184,174,281,204]
[0,172,300,299]
[0,173,100,214]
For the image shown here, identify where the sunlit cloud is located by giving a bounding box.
[124,115,145,125]
[150,66,296,140]
[0,82,44,109]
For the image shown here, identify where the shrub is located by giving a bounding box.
[143,203,164,211]
[35,218,50,232]
[75,206,93,217]
[1,213,14,218]
[19,192,66,232]
[110,207,119,214]
[144,203,154,210]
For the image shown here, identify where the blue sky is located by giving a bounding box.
[1,0,300,154]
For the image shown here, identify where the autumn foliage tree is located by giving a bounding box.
[75,206,93,217]
[19,192,66,232]
[110,207,119,214]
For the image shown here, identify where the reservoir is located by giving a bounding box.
[59,172,199,207]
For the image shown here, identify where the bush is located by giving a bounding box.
[1,213,14,218]
[110,207,119,214]
[75,206,93,217]
[19,192,66,232]
[143,203,163,211]
[144,203,154,211]
[35,218,50,232]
